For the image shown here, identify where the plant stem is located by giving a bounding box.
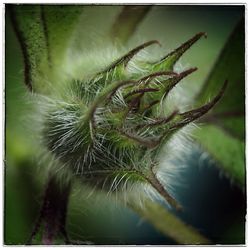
[145,169,182,211]
[128,199,211,245]
[27,173,71,245]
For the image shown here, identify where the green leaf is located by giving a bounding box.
[194,125,245,186]
[110,6,152,44]
[197,18,245,139]
[128,199,211,244]
[8,5,83,93]
[40,6,83,69]
[8,5,47,91]
[194,18,245,186]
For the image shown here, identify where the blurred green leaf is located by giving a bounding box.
[194,125,245,186]
[9,5,83,93]
[197,19,244,124]
[194,18,245,186]
[40,6,83,69]
[9,5,47,91]
[110,6,151,44]
[5,159,42,244]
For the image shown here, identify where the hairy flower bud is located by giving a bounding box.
[40,33,226,210]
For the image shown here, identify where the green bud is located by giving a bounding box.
[41,33,226,210]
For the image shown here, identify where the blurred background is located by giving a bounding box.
[5,5,245,245]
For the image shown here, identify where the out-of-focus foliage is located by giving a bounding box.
[194,125,245,186]
[9,5,83,93]
[110,6,152,44]
[195,19,245,187]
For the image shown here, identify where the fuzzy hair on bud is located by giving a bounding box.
[34,33,226,210]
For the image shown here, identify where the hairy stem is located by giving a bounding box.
[145,168,182,211]
[27,174,71,245]
[128,199,211,244]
